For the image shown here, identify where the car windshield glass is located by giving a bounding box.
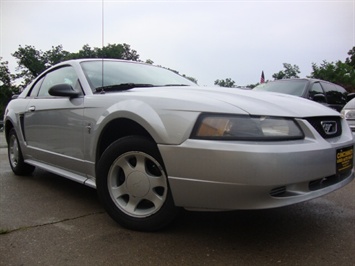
[254,80,308,96]
[81,60,196,92]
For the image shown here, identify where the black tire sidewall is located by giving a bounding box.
[96,135,178,231]
[8,128,35,176]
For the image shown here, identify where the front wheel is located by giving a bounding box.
[96,136,179,231]
[8,128,35,176]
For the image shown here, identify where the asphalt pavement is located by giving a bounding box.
[0,131,354,265]
[0,132,6,149]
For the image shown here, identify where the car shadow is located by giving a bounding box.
[16,168,347,250]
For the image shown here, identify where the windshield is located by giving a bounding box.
[81,60,196,92]
[254,80,308,96]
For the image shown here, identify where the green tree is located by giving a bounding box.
[182,74,198,84]
[0,58,19,117]
[10,43,198,91]
[121,43,139,61]
[12,43,141,87]
[67,44,98,59]
[12,45,70,87]
[272,63,300,80]
[69,43,140,61]
[214,78,235,87]
[345,46,355,68]
[43,45,70,66]
[12,45,47,85]
[156,65,198,84]
[310,60,355,92]
[246,83,260,89]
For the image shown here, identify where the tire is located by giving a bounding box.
[96,136,179,231]
[8,128,35,176]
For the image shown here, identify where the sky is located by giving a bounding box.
[0,0,354,86]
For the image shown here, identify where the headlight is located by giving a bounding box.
[341,109,355,120]
[191,114,304,141]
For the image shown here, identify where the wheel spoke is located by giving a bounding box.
[110,185,127,200]
[134,154,147,173]
[145,189,164,208]
[149,175,166,188]
[10,135,19,167]
[119,158,135,176]
[125,196,141,214]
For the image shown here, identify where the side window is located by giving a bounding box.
[308,83,324,99]
[321,82,347,105]
[29,77,44,97]
[38,66,79,97]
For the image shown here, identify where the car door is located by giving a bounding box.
[24,65,87,174]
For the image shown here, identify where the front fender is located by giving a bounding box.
[4,99,31,145]
[93,99,199,144]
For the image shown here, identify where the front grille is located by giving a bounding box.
[305,116,342,139]
[269,186,286,197]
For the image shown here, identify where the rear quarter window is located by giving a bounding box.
[321,82,347,105]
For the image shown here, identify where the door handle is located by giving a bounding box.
[28,106,36,112]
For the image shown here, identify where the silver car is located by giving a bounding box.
[4,59,354,231]
[342,98,355,134]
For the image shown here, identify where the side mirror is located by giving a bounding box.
[48,84,80,98]
[347,93,355,102]
[312,94,327,103]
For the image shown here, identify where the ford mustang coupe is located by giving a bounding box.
[4,59,354,231]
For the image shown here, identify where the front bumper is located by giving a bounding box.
[159,119,355,211]
[346,120,355,134]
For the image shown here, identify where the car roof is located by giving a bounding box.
[270,78,344,86]
[270,78,319,83]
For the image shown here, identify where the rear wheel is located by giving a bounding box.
[96,136,179,231]
[8,128,35,175]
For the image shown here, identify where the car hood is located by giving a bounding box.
[131,86,339,118]
[343,98,355,110]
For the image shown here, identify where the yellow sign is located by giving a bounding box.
[336,146,353,174]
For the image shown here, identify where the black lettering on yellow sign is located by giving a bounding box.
[336,147,353,174]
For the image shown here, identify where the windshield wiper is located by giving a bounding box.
[163,84,190,87]
[95,83,156,93]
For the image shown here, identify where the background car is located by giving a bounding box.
[4,59,355,231]
[342,98,355,134]
[254,78,354,112]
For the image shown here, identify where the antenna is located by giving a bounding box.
[101,0,105,90]
[102,0,104,50]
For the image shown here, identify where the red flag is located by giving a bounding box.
[260,71,265,83]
